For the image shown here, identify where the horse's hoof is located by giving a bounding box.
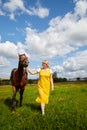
[11,106,16,112]
[11,110,15,114]
[11,109,15,112]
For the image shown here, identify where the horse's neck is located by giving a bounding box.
[18,63,24,72]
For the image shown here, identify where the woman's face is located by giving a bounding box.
[42,63,47,69]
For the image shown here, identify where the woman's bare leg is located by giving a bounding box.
[41,103,45,115]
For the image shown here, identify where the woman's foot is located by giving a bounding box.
[42,111,45,115]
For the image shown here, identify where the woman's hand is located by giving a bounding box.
[51,86,54,91]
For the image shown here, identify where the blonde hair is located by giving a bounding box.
[42,60,50,68]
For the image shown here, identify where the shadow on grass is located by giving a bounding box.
[4,97,12,109]
[4,97,19,111]
[25,103,40,112]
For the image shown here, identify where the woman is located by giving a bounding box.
[27,60,54,115]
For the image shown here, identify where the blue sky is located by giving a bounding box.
[0,0,87,79]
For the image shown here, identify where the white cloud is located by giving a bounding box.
[52,50,87,78]
[24,0,87,78]
[0,10,4,15]
[4,0,25,12]
[25,0,87,60]
[25,26,76,59]
[8,33,15,36]
[0,41,18,58]
[30,6,49,18]
[74,0,87,17]
[3,0,26,20]
[0,0,5,15]
[63,50,87,72]
[0,40,29,78]
[52,65,63,73]
[3,0,49,20]
[17,42,29,57]
[0,56,10,67]
[0,41,29,59]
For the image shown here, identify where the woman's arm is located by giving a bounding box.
[27,68,38,75]
[50,73,54,91]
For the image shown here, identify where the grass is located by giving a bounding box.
[0,83,87,130]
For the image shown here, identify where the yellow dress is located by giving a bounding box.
[36,68,51,104]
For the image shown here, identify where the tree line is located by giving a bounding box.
[0,77,67,85]
[0,72,87,85]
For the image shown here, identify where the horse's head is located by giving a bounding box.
[19,54,29,67]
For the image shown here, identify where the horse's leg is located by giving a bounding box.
[20,88,24,107]
[11,86,17,110]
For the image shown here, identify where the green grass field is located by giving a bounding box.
[0,83,87,130]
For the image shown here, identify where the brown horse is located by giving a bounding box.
[10,54,29,110]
